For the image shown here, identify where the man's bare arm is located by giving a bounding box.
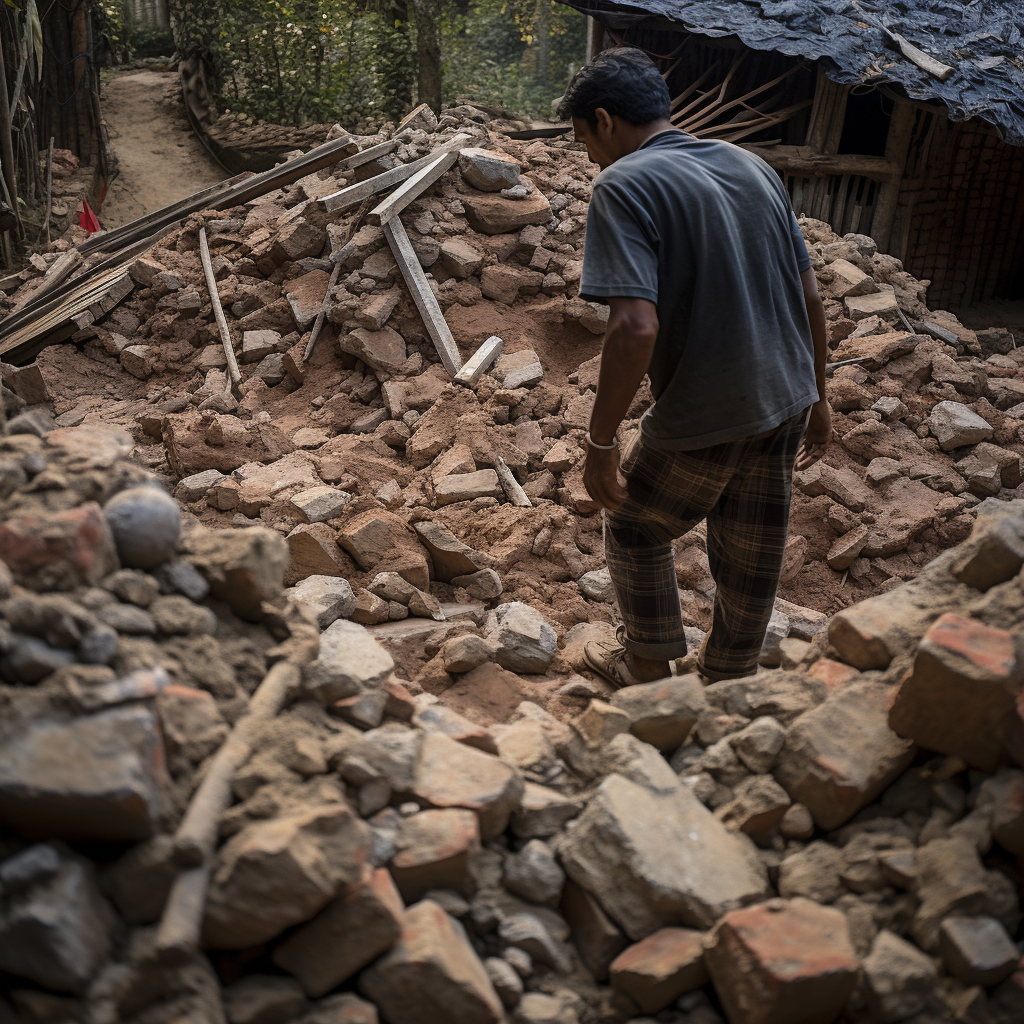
[795,267,832,471]
[583,296,659,510]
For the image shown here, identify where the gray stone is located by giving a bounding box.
[939,915,1019,987]
[729,716,786,774]
[493,349,543,389]
[304,618,395,703]
[598,732,683,795]
[558,774,769,940]
[458,148,522,192]
[442,633,499,673]
[927,401,994,451]
[158,559,211,601]
[578,568,614,602]
[100,603,157,634]
[489,602,557,674]
[498,913,572,973]
[0,852,113,994]
[484,956,523,1009]
[777,841,845,903]
[451,568,503,600]
[610,676,706,752]
[151,595,217,636]
[503,839,565,907]
[223,975,307,1024]
[4,634,75,682]
[290,486,353,524]
[176,469,226,503]
[863,930,938,1023]
[241,330,281,364]
[511,783,584,839]
[0,705,170,841]
[103,486,181,569]
[435,470,503,506]
[288,575,356,630]
[413,520,485,582]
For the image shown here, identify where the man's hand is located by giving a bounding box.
[795,399,832,471]
[583,444,628,511]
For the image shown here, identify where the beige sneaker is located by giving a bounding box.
[583,626,644,690]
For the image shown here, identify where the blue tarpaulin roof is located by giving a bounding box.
[559,1,1024,146]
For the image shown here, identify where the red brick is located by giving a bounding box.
[889,613,1022,771]
[705,897,858,1024]
[273,866,404,997]
[807,658,860,694]
[610,927,708,1013]
[390,808,479,902]
[0,503,118,591]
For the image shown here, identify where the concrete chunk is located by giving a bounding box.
[558,774,769,940]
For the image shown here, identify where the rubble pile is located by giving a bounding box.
[4,415,1024,1024]
[2,102,1024,1024]
[5,103,1022,654]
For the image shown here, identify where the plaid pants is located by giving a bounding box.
[604,410,808,678]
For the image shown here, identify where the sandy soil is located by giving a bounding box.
[99,70,224,228]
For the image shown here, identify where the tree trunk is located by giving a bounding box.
[412,0,442,114]
[535,0,551,84]
[381,0,414,122]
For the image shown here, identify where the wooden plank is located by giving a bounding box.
[80,132,376,258]
[199,227,241,388]
[748,145,896,181]
[368,150,460,227]
[13,251,83,311]
[320,133,472,214]
[383,218,462,377]
[454,335,503,387]
[495,457,532,508]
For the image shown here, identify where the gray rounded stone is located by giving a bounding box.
[103,487,181,569]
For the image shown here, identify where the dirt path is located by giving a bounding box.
[99,70,223,228]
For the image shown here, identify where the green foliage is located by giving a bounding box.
[98,1,134,63]
[170,0,587,127]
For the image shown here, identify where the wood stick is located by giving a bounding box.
[454,335,503,387]
[495,457,532,508]
[321,133,472,215]
[155,660,299,962]
[41,137,53,245]
[383,218,462,376]
[198,227,241,389]
[304,197,374,363]
[368,150,459,227]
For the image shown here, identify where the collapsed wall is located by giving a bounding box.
[1,103,1024,1024]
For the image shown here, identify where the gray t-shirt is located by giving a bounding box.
[580,130,817,450]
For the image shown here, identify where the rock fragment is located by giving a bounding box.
[359,900,505,1024]
[704,898,858,1024]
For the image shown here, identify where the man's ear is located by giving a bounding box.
[593,107,614,137]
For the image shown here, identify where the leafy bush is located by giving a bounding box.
[169,0,586,127]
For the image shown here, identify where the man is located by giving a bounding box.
[557,47,831,688]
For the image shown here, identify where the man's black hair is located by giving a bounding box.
[557,47,670,127]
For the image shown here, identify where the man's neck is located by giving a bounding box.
[633,118,677,149]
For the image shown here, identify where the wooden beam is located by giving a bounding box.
[747,145,897,181]
[871,101,917,253]
[368,150,459,227]
[320,133,472,214]
[454,335,503,387]
[383,218,462,377]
